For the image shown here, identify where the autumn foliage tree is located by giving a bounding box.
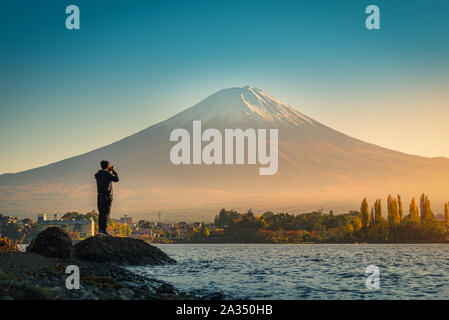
[374,199,383,223]
[444,202,449,227]
[360,198,370,236]
[211,196,448,243]
[366,199,387,241]
[387,195,400,237]
[408,197,420,224]
[420,193,433,222]
[397,194,404,222]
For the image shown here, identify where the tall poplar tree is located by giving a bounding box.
[360,198,370,236]
[387,195,399,227]
[374,199,383,222]
[386,195,400,240]
[397,194,403,222]
[444,202,449,227]
[419,193,432,222]
[409,197,420,224]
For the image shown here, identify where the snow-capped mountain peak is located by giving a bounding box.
[168,85,315,127]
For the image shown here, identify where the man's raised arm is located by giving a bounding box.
[111,170,119,182]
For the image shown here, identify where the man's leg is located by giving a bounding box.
[97,197,104,233]
[98,197,112,234]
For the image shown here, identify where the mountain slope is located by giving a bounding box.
[1,85,448,220]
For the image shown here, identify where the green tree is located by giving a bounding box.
[85,210,98,221]
[22,218,33,225]
[61,212,83,220]
[215,209,240,227]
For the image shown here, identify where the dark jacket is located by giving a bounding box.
[95,169,119,199]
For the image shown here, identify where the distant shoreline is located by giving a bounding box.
[155,240,449,245]
[17,239,449,248]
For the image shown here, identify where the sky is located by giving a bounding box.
[0,0,448,174]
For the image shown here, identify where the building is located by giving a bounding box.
[158,223,173,233]
[173,222,189,239]
[136,227,153,238]
[120,214,134,225]
[37,213,47,224]
[37,213,95,239]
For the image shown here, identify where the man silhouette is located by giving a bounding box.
[95,160,119,236]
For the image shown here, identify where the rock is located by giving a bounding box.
[156,283,178,295]
[81,292,99,300]
[48,287,63,296]
[132,288,147,296]
[73,235,176,266]
[92,287,103,296]
[100,292,121,300]
[0,280,10,287]
[119,280,140,288]
[118,287,134,298]
[26,227,72,259]
[203,291,225,300]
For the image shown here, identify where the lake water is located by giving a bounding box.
[128,243,449,300]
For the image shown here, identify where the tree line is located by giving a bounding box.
[206,194,449,243]
[359,193,449,241]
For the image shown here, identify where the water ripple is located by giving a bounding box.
[127,244,449,299]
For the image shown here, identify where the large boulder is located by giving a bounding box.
[26,227,72,258]
[73,235,176,266]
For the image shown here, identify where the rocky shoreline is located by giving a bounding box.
[0,250,195,300]
[0,227,201,300]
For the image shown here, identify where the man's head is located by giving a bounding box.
[100,160,110,170]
